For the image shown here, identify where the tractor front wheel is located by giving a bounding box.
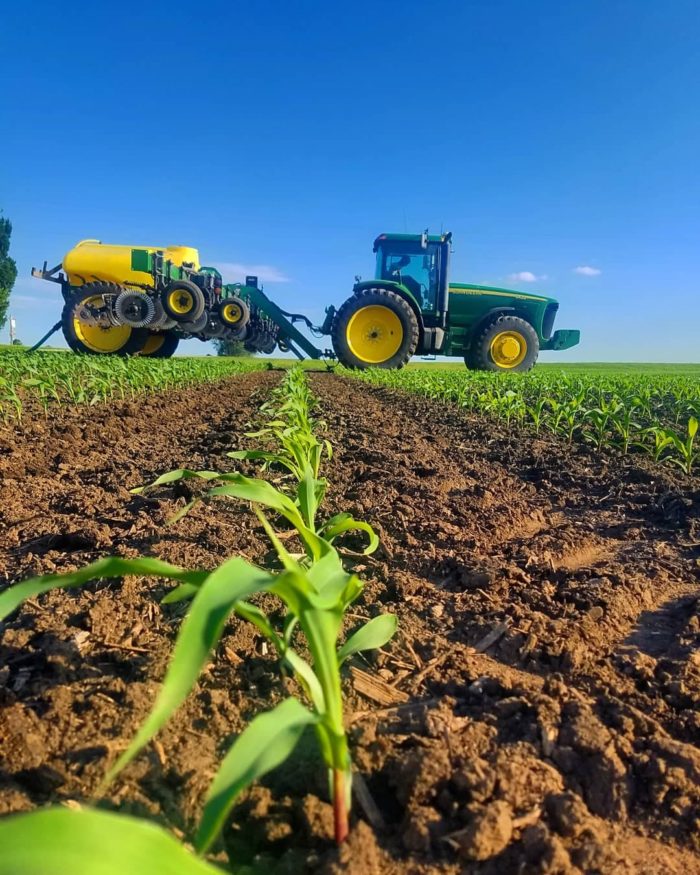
[468,315,539,372]
[332,289,419,369]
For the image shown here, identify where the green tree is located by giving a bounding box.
[0,214,18,330]
[213,338,254,357]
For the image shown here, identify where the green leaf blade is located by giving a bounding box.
[195,698,318,853]
[0,807,222,875]
[103,557,276,787]
[338,613,398,665]
[0,557,205,622]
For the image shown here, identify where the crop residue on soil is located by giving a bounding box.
[1,370,699,874]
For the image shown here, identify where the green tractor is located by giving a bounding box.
[328,231,579,371]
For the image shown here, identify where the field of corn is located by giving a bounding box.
[1,352,699,874]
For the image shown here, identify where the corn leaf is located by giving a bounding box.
[337,614,398,665]
[227,449,298,476]
[102,557,276,787]
[233,600,283,649]
[0,557,208,622]
[131,469,222,494]
[297,465,321,529]
[321,512,380,555]
[206,474,302,520]
[208,479,327,560]
[161,582,201,604]
[195,697,318,853]
[305,548,356,603]
[283,648,327,713]
[0,807,222,875]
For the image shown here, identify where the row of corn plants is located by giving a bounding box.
[0,366,395,873]
[350,367,699,475]
[0,349,264,422]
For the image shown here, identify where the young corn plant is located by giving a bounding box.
[0,367,394,856]
[126,367,388,843]
[229,365,331,482]
[136,367,376,555]
[656,416,698,475]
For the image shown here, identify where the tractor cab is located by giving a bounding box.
[373,231,451,317]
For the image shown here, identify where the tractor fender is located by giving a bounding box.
[351,280,424,332]
[465,307,518,346]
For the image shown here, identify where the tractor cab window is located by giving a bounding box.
[377,245,440,311]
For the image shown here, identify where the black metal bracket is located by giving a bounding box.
[32,261,72,299]
[32,261,65,284]
[27,321,63,352]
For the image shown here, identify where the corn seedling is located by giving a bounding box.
[0,367,395,859]
[0,349,264,422]
[351,367,700,474]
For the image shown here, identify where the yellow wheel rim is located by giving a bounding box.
[168,289,194,315]
[222,302,243,324]
[140,333,166,356]
[346,305,403,364]
[73,295,132,353]
[490,330,527,368]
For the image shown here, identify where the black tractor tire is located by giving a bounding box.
[62,283,148,356]
[180,311,209,335]
[464,348,479,370]
[331,288,419,369]
[469,315,539,372]
[218,296,250,328]
[162,280,206,323]
[137,331,180,358]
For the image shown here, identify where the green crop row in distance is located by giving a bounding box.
[349,368,699,475]
[0,351,264,422]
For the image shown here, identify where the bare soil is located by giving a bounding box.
[1,371,699,874]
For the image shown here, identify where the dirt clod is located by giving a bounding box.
[456,800,513,860]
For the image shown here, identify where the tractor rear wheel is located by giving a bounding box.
[62,283,147,355]
[469,315,539,372]
[137,331,180,358]
[162,280,206,323]
[332,288,419,369]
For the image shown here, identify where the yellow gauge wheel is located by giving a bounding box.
[221,302,243,325]
[140,333,166,355]
[167,288,195,315]
[489,330,528,369]
[345,305,403,364]
[73,295,132,353]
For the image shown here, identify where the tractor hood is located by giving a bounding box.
[449,283,557,305]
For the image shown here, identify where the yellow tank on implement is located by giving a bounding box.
[63,240,200,288]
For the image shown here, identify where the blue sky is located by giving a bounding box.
[2,0,699,361]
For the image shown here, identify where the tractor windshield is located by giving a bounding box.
[376,244,440,311]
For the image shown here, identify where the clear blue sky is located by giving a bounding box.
[2,0,699,361]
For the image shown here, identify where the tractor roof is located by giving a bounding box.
[373,232,450,252]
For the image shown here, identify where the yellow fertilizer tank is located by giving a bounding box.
[63,240,200,288]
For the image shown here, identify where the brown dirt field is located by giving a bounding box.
[1,370,699,874]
